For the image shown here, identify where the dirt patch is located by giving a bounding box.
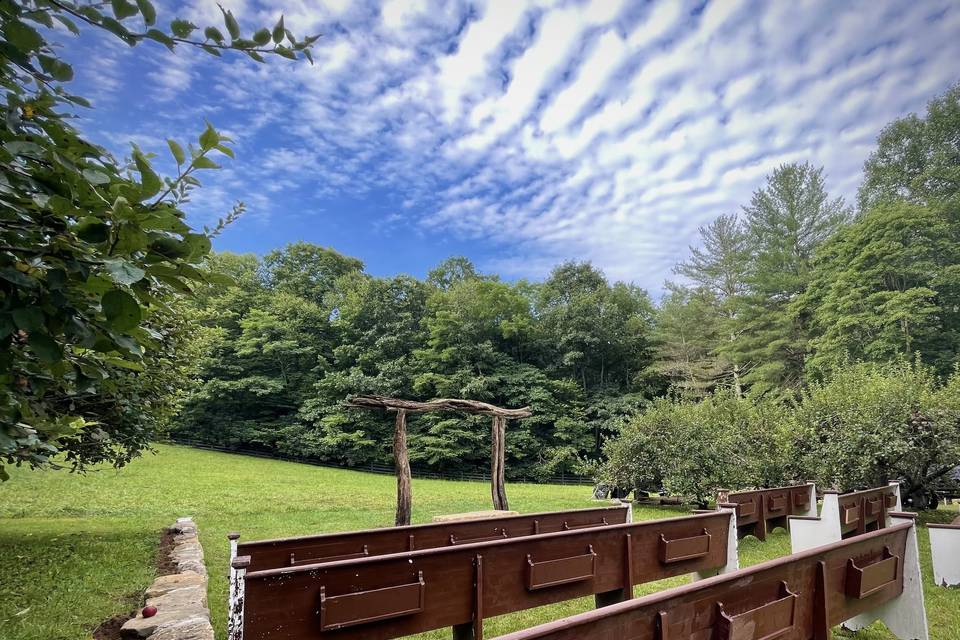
[91,528,178,639]
[155,526,178,576]
[92,613,134,640]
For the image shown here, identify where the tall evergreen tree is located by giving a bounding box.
[647,284,723,397]
[675,214,751,395]
[733,163,851,394]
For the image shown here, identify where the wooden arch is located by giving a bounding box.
[345,395,533,525]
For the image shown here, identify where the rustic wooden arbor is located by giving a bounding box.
[345,395,532,525]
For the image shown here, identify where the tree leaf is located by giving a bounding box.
[132,148,162,198]
[253,28,271,46]
[38,55,74,82]
[167,139,185,165]
[102,289,142,331]
[198,123,219,151]
[222,7,240,39]
[272,16,285,43]
[170,19,197,38]
[82,168,111,185]
[135,0,157,26]
[111,0,139,20]
[101,17,135,44]
[75,217,110,243]
[29,333,62,364]
[192,156,220,170]
[54,14,81,34]
[204,26,224,42]
[146,28,175,50]
[104,259,146,286]
[3,20,43,53]
[13,307,44,331]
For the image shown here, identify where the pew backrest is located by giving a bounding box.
[490,515,928,640]
[236,504,632,572]
[234,509,738,640]
[719,483,816,541]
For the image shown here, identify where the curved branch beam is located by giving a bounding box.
[345,395,532,419]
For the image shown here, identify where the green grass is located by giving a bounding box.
[0,444,958,639]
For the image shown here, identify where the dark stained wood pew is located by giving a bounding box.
[230,509,739,640]
[490,514,929,640]
[717,483,817,541]
[789,482,902,553]
[233,504,632,573]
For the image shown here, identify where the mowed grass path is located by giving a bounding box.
[0,444,958,639]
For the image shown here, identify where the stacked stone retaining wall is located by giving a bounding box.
[122,517,213,640]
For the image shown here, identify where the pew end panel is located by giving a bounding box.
[842,513,928,640]
[928,521,960,587]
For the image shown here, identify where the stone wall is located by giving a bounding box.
[122,517,214,640]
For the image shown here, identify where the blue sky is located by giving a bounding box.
[65,0,960,295]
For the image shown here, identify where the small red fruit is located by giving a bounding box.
[142,606,158,618]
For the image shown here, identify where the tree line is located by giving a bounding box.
[173,250,657,479]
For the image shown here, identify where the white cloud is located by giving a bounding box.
[80,0,960,292]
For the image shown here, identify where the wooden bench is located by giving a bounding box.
[489,514,928,640]
[230,509,738,640]
[929,511,960,587]
[717,482,817,541]
[230,504,631,573]
[789,482,902,553]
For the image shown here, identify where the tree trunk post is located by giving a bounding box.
[394,409,412,526]
[491,416,509,511]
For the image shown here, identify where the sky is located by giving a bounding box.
[64,0,960,295]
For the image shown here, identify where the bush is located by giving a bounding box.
[601,390,794,506]
[794,360,960,507]
[601,360,960,509]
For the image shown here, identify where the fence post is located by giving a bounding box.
[228,555,250,640]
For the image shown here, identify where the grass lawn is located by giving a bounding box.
[0,444,958,639]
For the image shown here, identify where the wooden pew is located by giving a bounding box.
[226,504,632,640]
[232,504,633,573]
[230,509,739,640]
[929,511,960,587]
[789,482,902,553]
[717,482,817,541]
[490,514,928,640]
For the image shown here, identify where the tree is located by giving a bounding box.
[805,202,960,377]
[536,262,654,392]
[859,83,960,210]
[263,242,363,304]
[426,256,482,290]
[647,284,723,398]
[297,274,430,465]
[732,163,851,394]
[675,214,751,394]
[0,0,317,479]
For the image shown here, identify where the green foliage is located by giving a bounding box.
[732,162,852,394]
[793,360,960,506]
[859,83,960,210]
[804,202,960,377]
[0,0,316,479]
[602,360,959,507]
[602,390,790,505]
[175,253,656,478]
